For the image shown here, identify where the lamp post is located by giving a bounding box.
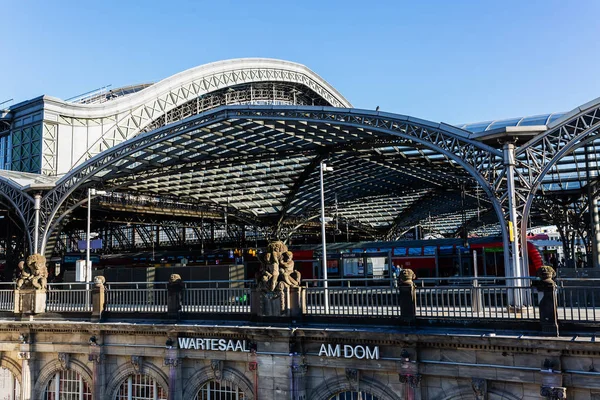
[320,161,333,313]
[86,188,106,282]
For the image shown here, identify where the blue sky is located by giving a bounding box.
[1,0,599,124]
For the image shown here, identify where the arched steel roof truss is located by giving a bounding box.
[37,105,506,253]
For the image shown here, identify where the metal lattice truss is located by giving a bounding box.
[36,105,505,253]
[54,59,351,171]
[483,99,600,270]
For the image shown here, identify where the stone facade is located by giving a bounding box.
[0,322,598,399]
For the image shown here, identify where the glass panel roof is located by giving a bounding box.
[457,112,566,132]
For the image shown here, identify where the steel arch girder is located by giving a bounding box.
[38,106,507,254]
[0,179,34,253]
[72,64,352,168]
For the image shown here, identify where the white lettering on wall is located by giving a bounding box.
[319,344,379,360]
[178,338,249,352]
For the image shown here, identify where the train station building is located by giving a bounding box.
[0,58,600,399]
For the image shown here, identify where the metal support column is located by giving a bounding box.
[503,142,523,307]
[320,161,330,313]
[592,193,600,268]
[33,194,41,254]
[585,145,600,268]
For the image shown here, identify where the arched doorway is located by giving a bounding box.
[0,367,20,400]
[114,374,167,400]
[194,379,247,399]
[43,369,91,399]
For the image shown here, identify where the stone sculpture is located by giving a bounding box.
[16,254,48,290]
[256,241,301,293]
[254,241,303,315]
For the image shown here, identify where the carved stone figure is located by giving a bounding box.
[93,276,106,288]
[256,241,301,293]
[398,268,416,287]
[16,254,48,290]
[280,251,301,287]
[537,266,556,284]
[15,261,29,290]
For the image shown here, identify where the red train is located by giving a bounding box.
[287,238,543,281]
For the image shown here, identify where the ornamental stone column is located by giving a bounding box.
[18,333,33,400]
[164,345,182,400]
[88,334,106,400]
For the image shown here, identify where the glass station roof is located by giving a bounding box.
[457,112,566,133]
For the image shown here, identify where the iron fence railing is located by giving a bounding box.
[3,277,598,327]
[0,283,15,312]
[46,283,92,312]
[182,287,251,313]
[105,282,167,313]
[305,287,401,317]
[557,284,600,322]
[416,285,539,320]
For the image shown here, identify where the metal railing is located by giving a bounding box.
[46,283,92,312]
[557,280,600,322]
[181,280,252,314]
[105,282,167,312]
[5,277,600,329]
[183,287,251,314]
[306,287,401,317]
[416,284,539,320]
[0,283,15,312]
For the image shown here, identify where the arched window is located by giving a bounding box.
[329,392,380,400]
[195,380,246,400]
[43,369,91,400]
[0,367,20,400]
[115,374,167,400]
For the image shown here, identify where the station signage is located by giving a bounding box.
[178,338,249,352]
[319,343,379,360]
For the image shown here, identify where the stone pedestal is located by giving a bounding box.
[252,287,305,318]
[91,284,105,322]
[399,285,416,325]
[14,289,46,314]
[167,275,185,320]
[536,283,559,336]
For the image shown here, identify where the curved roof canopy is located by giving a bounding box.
[43,105,500,239]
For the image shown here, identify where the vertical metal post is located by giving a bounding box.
[503,142,523,307]
[86,188,91,278]
[472,249,482,313]
[320,161,329,312]
[593,195,600,268]
[585,145,600,268]
[33,194,41,254]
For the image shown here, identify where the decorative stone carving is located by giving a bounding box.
[93,276,105,287]
[471,378,487,399]
[164,357,181,367]
[131,356,143,373]
[17,352,30,360]
[169,274,183,285]
[211,360,224,381]
[399,374,422,388]
[88,353,105,364]
[345,368,359,389]
[253,241,304,316]
[535,266,557,289]
[58,353,69,371]
[398,268,416,287]
[540,386,567,399]
[256,241,301,293]
[16,254,48,290]
[291,363,308,375]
